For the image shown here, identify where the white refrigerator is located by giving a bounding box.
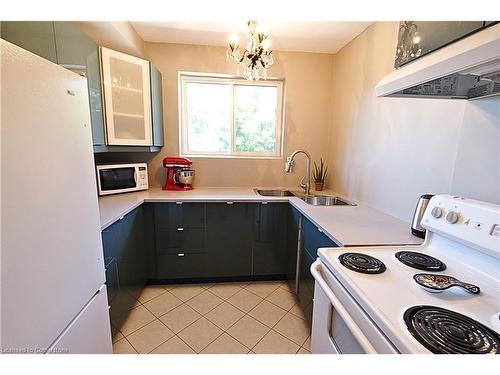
[0,39,112,354]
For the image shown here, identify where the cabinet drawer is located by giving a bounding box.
[157,253,209,279]
[303,218,336,257]
[155,227,205,254]
[154,203,205,229]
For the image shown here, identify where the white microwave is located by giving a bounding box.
[96,163,149,196]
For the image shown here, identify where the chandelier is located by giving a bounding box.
[395,21,423,67]
[226,21,274,81]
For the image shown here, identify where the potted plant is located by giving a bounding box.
[313,158,328,191]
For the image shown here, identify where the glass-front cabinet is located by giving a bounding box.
[395,21,497,68]
[100,47,153,146]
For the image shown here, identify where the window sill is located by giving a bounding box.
[181,153,283,160]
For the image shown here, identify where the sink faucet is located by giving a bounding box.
[285,149,311,196]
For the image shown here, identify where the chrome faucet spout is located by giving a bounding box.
[284,156,294,173]
[284,149,312,195]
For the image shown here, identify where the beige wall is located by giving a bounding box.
[144,43,334,188]
[142,25,499,223]
[326,22,500,222]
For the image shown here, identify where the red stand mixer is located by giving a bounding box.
[162,157,195,191]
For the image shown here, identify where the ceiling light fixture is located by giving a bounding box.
[226,20,274,81]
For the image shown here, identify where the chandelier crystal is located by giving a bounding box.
[226,21,274,81]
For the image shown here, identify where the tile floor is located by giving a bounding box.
[111,280,312,354]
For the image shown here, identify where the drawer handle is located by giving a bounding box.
[177,253,185,257]
[226,201,234,205]
[317,227,323,233]
[261,201,268,205]
[175,201,183,205]
[177,227,184,231]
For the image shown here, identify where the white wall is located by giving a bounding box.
[327,22,500,223]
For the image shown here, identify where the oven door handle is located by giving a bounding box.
[311,260,377,354]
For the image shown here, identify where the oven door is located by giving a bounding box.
[97,166,137,195]
[310,260,398,354]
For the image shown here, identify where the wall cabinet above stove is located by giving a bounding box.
[394,21,497,68]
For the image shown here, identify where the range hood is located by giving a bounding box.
[376,24,500,100]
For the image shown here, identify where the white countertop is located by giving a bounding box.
[98,187,423,247]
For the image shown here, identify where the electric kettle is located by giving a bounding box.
[411,194,434,238]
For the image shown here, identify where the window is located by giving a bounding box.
[179,73,284,158]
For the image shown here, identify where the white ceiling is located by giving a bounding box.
[131,21,373,54]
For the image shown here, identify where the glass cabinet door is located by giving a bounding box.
[100,47,152,145]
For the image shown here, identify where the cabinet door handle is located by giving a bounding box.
[226,201,234,205]
[175,201,183,205]
[317,227,323,233]
[177,253,185,257]
[177,227,184,231]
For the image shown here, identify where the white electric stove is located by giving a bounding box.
[311,194,500,354]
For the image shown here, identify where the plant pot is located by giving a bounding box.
[314,182,324,191]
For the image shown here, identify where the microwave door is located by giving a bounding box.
[99,167,136,192]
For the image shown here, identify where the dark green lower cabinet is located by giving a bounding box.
[286,206,301,290]
[102,206,146,292]
[298,217,338,328]
[298,248,316,324]
[157,253,211,279]
[154,202,205,229]
[103,202,313,287]
[253,203,288,276]
[206,203,253,277]
[101,206,147,333]
[151,202,289,281]
[303,218,337,256]
[101,200,338,338]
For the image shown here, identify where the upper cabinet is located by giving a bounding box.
[54,22,98,70]
[100,47,152,146]
[1,22,164,153]
[395,21,497,68]
[1,22,58,63]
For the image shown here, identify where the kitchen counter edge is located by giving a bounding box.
[98,187,423,247]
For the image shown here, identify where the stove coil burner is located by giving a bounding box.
[395,251,446,271]
[338,252,386,274]
[404,305,500,354]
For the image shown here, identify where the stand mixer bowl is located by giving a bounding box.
[175,169,195,185]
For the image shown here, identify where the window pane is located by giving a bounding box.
[234,85,278,153]
[186,82,231,153]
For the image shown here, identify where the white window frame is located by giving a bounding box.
[178,72,285,159]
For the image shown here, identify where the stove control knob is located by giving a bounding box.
[431,207,443,218]
[446,211,459,224]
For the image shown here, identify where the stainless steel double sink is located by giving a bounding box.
[254,189,356,206]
